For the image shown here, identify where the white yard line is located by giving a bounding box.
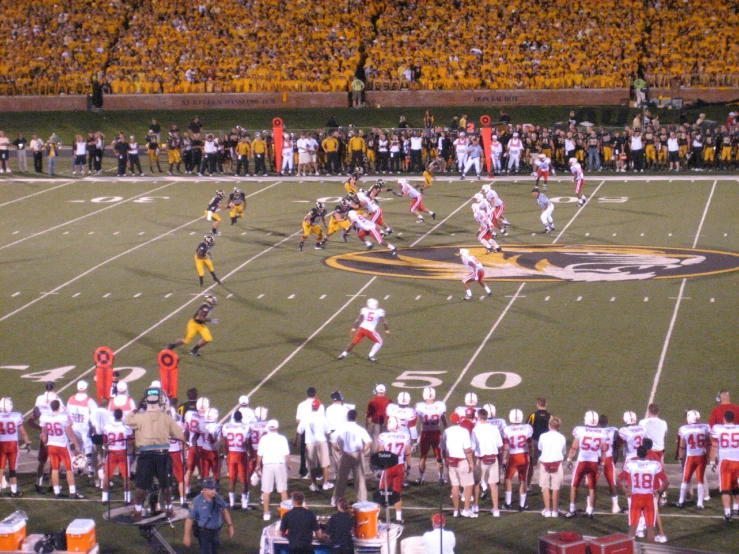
[0,182,177,251]
[551,180,605,243]
[646,180,717,409]
[0,180,76,208]
[443,180,604,402]
[3,181,283,324]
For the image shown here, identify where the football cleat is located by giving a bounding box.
[367,356,377,362]
[431,211,436,220]
[337,352,348,360]
[189,348,201,357]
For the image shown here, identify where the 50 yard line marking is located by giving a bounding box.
[646,180,717,409]
[3,181,284,325]
[443,179,601,403]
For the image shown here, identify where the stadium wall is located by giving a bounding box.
[0,88,737,112]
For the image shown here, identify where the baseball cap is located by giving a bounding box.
[267,419,279,430]
[312,399,322,410]
[77,380,88,391]
[374,384,386,394]
[449,413,461,425]
[150,380,161,389]
[202,477,217,490]
[117,382,128,393]
[432,514,446,526]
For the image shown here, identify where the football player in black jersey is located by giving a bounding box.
[228,187,246,226]
[300,202,328,251]
[194,235,221,287]
[322,198,352,246]
[167,295,218,357]
[205,190,226,236]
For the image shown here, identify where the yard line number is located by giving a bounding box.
[392,370,521,391]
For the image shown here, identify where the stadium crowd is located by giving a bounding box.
[2,380,739,544]
[1,110,737,177]
[1,0,738,95]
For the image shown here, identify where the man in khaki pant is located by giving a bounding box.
[537,417,566,517]
[331,410,371,506]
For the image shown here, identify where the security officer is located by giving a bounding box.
[183,477,234,554]
[124,387,185,521]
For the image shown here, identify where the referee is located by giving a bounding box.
[124,387,185,521]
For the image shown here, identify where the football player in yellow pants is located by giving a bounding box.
[321,199,352,246]
[300,202,327,251]
[194,235,221,287]
[167,295,217,357]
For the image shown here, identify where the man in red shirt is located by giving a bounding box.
[709,391,739,429]
[366,384,391,454]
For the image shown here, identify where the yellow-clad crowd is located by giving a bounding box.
[0,0,129,96]
[0,0,738,96]
[365,0,644,90]
[104,0,368,94]
[643,3,739,88]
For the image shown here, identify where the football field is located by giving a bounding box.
[1,171,738,553]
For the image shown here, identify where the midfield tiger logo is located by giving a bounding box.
[325,245,739,282]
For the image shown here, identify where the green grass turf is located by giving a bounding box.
[0,171,737,552]
[0,103,729,143]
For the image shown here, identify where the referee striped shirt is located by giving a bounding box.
[536,192,550,209]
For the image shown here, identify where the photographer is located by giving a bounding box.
[124,387,185,521]
[184,477,234,554]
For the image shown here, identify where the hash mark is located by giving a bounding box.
[73,293,80,298]
[189,232,195,235]
[11,292,20,297]
[320,294,326,300]
[164,293,172,298]
[114,231,119,235]
[668,233,672,237]
[585,233,590,237]
[450,233,455,236]
[724,233,728,237]
[384,295,391,300]
[612,233,617,237]
[266,232,272,236]
[242,232,246,235]
[415,295,422,300]
[447,295,453,300]
[103,293,111,298]
[226,294,233,299]
[134,293,142,298]
[12,231,19,235]
[63,231,69,235]
[544,296,550,301]
[257,294,265,299]
[577,296,582,301]
[640,233,645,237]
[138,232,145,235]
[88,231,94,235]
[644,297,649,302]
[710,298,715,303]
[288,294,295,299]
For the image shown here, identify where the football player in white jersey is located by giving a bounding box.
[67,380,98,476]
[414,387,447,484]
[490,135,503,175]
[28,384,64,493]
[472,196,501,254]
[394,179,436,223]
[454,393,479,420]
[709,410,739,522]
[458,249,493,300]
[569,158,588,207]
[357,183,393,237]
[502,408,534,510]
[675,409,710,508]
[40,399,83,499]
[386,393,419,443]
[453,131,469,173]
[378,417,412,523]
[222,410,252,510]
[598,414,622,513]
[183,396,209,497]
[619,411,646,467]
[565,410,607,518]
[198,407,223,481]
[346,210,397,254]
[233,395,256,428]
[0,397,31,497]
[338,298,391,361]
[102,408,133,504]
[535,153,552,190]
[481,185,510,231]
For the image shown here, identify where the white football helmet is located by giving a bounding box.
[205,407,219,423]
[584,410,599,427]
[72,453,87,475]
[686,410,700,424]
[347,210,358,222]
[196,397,210,415]
[464,392,478,407]
[398,179,409,188]
[386,416,399,432]
[459,248,469,257]
[481,184,491,193]
[116,382,128,394]
[422,387,436,401]
[623,411,637,425]
[569,157,578,166]
[509,409,523,424]
[397,392,411,406]
[238,395,249,407]
[0,398,13,414]
[473,193,484,203]
[482,403,496,418]
[254,407,268,421]
[367,298,379,309]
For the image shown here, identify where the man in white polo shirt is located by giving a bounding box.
[442,413,476,518]
[471,407,503,516]
[538,417,567,517]
[640,403,669,506]
[331,409,371,506]
[256,420,291,521]
[296,387,324,479]
[296,399,333,492]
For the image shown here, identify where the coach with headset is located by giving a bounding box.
[125,387,185,521]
